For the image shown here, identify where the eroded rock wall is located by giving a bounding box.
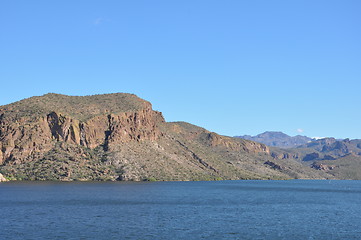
[0,106,164,164]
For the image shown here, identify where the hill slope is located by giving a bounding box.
[270,138,361,179]
[0,93,332,181]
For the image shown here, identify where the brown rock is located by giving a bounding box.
[0,173,7,182]
[0,96,164,165]
[202,132,269,154]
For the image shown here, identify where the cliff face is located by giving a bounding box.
[46,106,164,149]
[0,102,164,165]
[0,93,332,181]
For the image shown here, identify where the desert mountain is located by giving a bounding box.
[0,93,347,181]
[270,137,361,179]
[237,131,361,179]
[236,131,312,148]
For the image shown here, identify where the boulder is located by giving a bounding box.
[0,173,8,182]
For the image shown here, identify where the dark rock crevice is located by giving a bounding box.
[103,115,113,152]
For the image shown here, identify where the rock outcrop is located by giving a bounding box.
[0,173,7,182]
[202,132,269,154]
[311,163,335,171]
[0,98,164,165]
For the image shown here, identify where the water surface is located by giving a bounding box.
[1,180,361,239]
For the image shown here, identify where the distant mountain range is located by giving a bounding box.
[235,131,313,148]
[236,131,361,179]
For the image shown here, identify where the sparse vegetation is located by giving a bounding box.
[1,93,357,182]
[0,93,149,122]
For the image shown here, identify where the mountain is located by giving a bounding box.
[0,93,344,181]
[238,131,361,179]
[236,131,312,148]
[270,137,361,161]
[270,137,361,179]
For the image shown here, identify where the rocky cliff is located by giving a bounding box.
[0,94,163,165]
[0,93,332,181]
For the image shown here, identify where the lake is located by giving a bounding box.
[1,180,361,240]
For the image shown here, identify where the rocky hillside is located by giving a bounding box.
[236,131,312,148]
[270,138,361,179]
[297,138,361,158]
[0,93,335,181]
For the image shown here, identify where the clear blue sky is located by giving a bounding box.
[1,1,360,139]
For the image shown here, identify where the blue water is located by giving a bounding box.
[1,180,361,240]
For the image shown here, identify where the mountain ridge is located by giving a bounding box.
[236,131,313,148]
[0,93,356,181]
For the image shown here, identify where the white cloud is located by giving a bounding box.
[94,17,103,26]
[297,128,304,133]
[94,17,111,26]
